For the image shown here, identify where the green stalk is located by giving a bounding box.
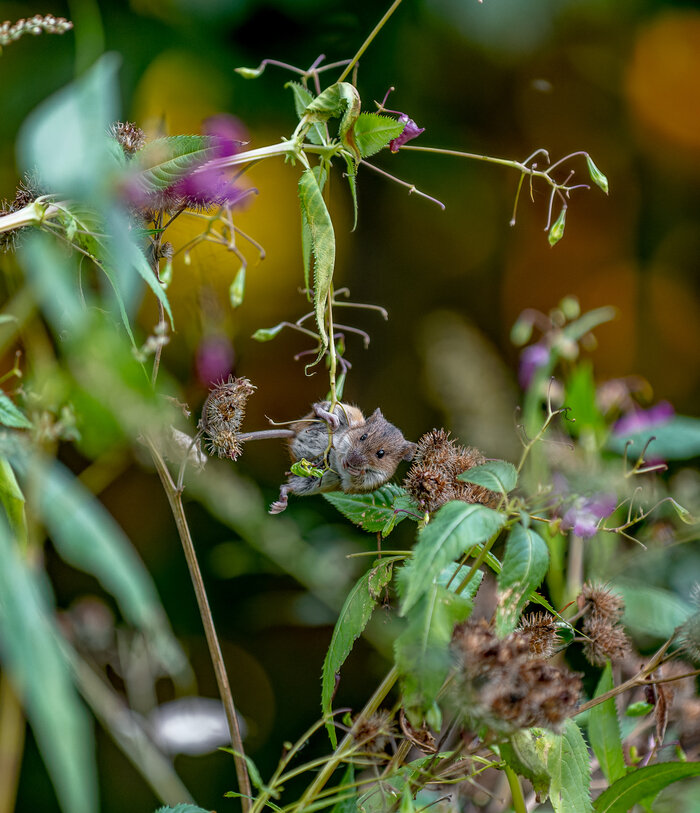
[504,765,527,813]
[337,0,405,83]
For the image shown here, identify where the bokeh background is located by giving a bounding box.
[1,0,699,810]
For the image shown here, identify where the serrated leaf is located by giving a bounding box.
[548,207,567,246]
[586,155,609,195]
[495,523,549,636]
[0,520,98,813]
[0,393,32,429]
[230,266,245,308]
[342,152,358,231]
[588,662,626,783]
[285,82,325,145]
[298,167,335,353]
[457,460,517,495]
[0,458,27,549]
[323,484,414,535]
[135,135,214,192]
[593,762,700,813]
[252,323,286,342]
[321,558,395,746]
[301,82,361,161]
[399,501,506,616]
[395,582,473,723]
[354,112,405,158]
[548,719,592,813]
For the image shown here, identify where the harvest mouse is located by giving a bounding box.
[254,401,416,514]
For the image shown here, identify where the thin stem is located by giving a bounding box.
[145,437,252,809]
[455,531,502,594]
[328,291,338,407]
[504,766,527,813]
[337,0,405,83]
[360,159,446,209]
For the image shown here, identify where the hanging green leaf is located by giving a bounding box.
[323,484,416,535]
[0,458,27,549]
[547,719,592,813]
[399,501,506,616]
[588,662,626,784]
[301,82,361,161]
[395,581,473,722]
[354,112,405,158]
[495,523,549,636]
[230,266,246,308]
[298,167,335,353]
[548,207,567,247]
[0,393,32,429]
[457,460,517,495]
[321,558,396,746]
[285,82,325,145]
[585,155,609,195]
[593,762,700,813]
[0,520,98,813]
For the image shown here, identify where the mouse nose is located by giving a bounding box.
[343,450,366,473]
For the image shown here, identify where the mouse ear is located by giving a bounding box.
[370,407,384,420]
[402,441,417,461]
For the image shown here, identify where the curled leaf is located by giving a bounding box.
[548,207,567,247]
[585,155,609,195]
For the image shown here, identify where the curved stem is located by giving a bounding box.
[146,437,252,809]
[337,0,405,83]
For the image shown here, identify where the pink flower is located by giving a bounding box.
[389,114,425,152]
[518,343,549,389]
[561,494,617,538]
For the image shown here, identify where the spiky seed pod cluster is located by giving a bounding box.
[110,121,146,156]
[577,583,631,667]
[0,176,42,253]
[351,710,395,754]
[403,428,498,513]
[450,618,581,733]
[199,376,255,460]
[676,610,700,664]
[516,612,560,659]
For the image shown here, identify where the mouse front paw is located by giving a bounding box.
[313,403,340,431]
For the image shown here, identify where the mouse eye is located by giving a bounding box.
[360,433,368,441]
[376,449,385,458]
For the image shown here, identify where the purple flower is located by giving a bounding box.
[170,166,247,208]
[561,493,617,538]
[389,114,425,152]
[203,114,247,159]
[612,400,674,437]
[518,342,550,389]
[196,336,234,386]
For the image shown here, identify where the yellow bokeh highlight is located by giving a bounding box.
[626,11,700,152]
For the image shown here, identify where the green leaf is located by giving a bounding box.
[395,581,473,721]
[230,266,246,308]
[0,458,27,549]
[548,207,567,247]
[301,82,361,161]
[330,764,356,813]
[500,729,552,802]
[593,762,700,813]
[399,501,506,616]
[438,563,484,599]
[586,155,609,195]
[626,701,654,717]
[220,748,269,794]
[613,581,692,639]
[321,558,395,747]
[285,82,325,145]
[457,460,517,495]
[298,167,335,353]
[588,662,626,783]
[252,323,286,342]
[135,134,214,192]
[548,719,592,813]
[354,112,405,158]
[0,520,98,813]
[342,152,358,231]
[323,484,415,535]
[565,362,607,438]
[607,415,700,461]
[0,393,32,429]
[495,523,549,636]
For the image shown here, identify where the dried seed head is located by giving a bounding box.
[199,375,255,461]
[676,611,700,664]
[403,463,455,513]
[582,614,631,666]
[110,121,146,156]
[351,710,395,753]
[415,428,457,467]
[578,582,625,623]
[516,613,559,659]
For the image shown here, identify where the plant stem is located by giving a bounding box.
[504,765,527,813]
[327,285,338,407]
[298,666,398,809]
[337,0,405,83]
[146,437,252,809]
[0,674,24,813]
[0,200,61,234]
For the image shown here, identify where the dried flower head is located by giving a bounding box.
[351,710,395,753]
[199,375,255,460]
[676,610,700,664]
[516,613,559,659]
[578,582,625,623]
[582,614,631,667]
[1,175,42,253]
[110,121,146,156]
[403,429,498,513]
[450,619,580,733]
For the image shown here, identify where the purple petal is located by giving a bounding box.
[172,166,246,207]
[561,493,616,538]
[613,400,675,436]
[389,113,425,152]
[518,342,550,389]
[203,114,247,159]
[196,336,234,386]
